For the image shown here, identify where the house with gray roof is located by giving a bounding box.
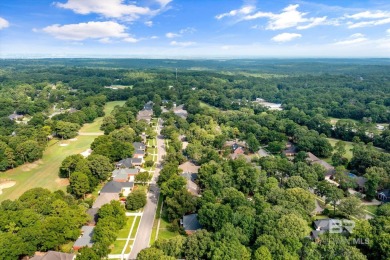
[8,113,24,121]
[134,149,145,159]
[116,158,143,168]
[377,189,390,202]
[73,226,94,250]
[133,142,146,151]
[31,251,74,260]
[180,214,202,235]
[112,168,139,182]
[100,181,134,194]
[307,152,335,176]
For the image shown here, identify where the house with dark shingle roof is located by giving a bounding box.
[8,113,24,121]
[100,181,134,195]
[180,214,202,235]
[179,161,200,196]
[377,189,390,202]
[116,158,143,168]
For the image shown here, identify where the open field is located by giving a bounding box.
[327,138,354,160]
[0,101,124,202]
[329,117,360,125]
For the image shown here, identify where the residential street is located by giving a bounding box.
[128,119,165,259]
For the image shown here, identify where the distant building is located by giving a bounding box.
[133,149,146,159]
[133,142,146,151]
[179,161,201,196]
[73,226,94,250]
[282,142,297,157]
[310,219,350,241]
[30,251,74,260]
[116,158,143,168]
[8,113,24,121]
[112,168,139,182]
[100,181,134,197]
[377,189,390,202]
[307,152,335,176]
[180,214,202,235]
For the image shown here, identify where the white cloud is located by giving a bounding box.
[346,11,389,20]
[166,32,180,38]
[0,17,9,30]
[145,21,153,27]
[222,4,327,30]
[155,0,172,7]
[271,33,302,42]
[179,27,196,34]
[297,16,327,30]
[42,21,128,41]
[348,18,390,29]
[334,34,367,45]
[99,37,112,44]
[345,10,390,29]
[55,0,170,21]
[215,5,255,20]
[170,41,195,47]
[166,27,196,38]
[123,37,139,43]
[151,36,159,39]
[387,29,390,35]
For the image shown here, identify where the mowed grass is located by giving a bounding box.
[327,138,354,160]
[79,101,125,133]
[0,101,124,202]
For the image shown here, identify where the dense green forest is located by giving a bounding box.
[0,59,389,259]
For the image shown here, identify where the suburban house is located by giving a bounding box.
[73,226,94,250]
[8,113,24,121]
[112,168,139,182]
[31,251,74,260]
[173,104,188,119]
[137,101,153,122]
[282,142,297,157]
[377,189,390,202]
[232,143,245,155]
[100,181,134,197]
[133,149,146,159]
[307,152,335,176]
[133,142,146,151]
[179,161,201,196]
[348,173,367,192]
[180,214,202,235]
[310,219,351,241]
[116,158,143,168]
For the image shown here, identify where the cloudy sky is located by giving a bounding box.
[1,0,390,58]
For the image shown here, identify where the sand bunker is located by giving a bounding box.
[59,143,69,146]
[0,181,16,195]
[80,149,92,158]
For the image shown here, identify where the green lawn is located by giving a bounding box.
[199,101,220,112]
[327,138,354,160]
[329,117,360,126]
[364,205,378,215]
[150,196,163,245]
[110,240,127,254]
[131,217,141,238]
[0,101,124,202]
[118,216,135,238]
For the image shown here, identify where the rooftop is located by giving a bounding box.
[179,161,200,174]
[181,214,202,232]
[30,251,74,260]
[101,181,134,193]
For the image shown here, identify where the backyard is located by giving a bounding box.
[0,101,125,202]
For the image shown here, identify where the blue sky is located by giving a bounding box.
[0,0,390,58]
